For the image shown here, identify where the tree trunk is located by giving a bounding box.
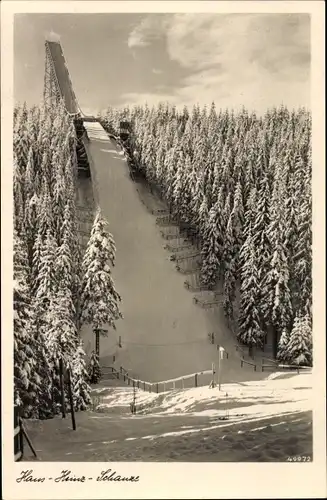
[59,359,66,419]
[272,328,278,359]
[95,329,100,358]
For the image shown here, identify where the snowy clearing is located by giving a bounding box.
[23,371,312,462]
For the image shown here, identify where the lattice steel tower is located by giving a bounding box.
[43,41,62,107]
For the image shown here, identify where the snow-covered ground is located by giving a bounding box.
[53,124,311,463]
[80,123,272,384]
[23,371,312,462]
[93,370,312,420]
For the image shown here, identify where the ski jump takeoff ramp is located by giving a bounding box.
[45,40,81,115]
[46,40,262,384]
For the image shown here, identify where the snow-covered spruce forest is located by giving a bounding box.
[13,102,122,418]
[100,103,312,366]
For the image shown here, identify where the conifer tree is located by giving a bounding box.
[34,230,58,304]
[238,224,264,348]
[284,314,312,366]
[200,201,224,289]
[88,350,102,384]
[14,232,40,416]
[80,209,122,357]
[277,328,291,362]
[70,341,92,410]
[14,103,92,417]
[44,288,78,365]
[260,163,293,350]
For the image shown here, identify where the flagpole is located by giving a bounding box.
[217,345,223,390]
[217,345,220,390]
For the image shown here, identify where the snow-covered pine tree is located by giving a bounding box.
[43,287,78,415]
[13,102,92,417]
[34,229,58,303]
[223,216,236,319]
[253,171,271,283]
[284,314,312,366]
[52,163,68,244]
[55,213,74,291]
[31,229,59,416]
[44,288,78,367]
[171,154,184,220]
[237,223,264,348]
[69,341,92,410]
[80,209,122,357]
[200,200,224,290]
[101,103,312,362]
[88,350,102,385]
[277,328,291,362]
[14,104,30,170]
[293,148,312,318]
[13,231,41,417]
[260,159,293,353]
[194,187,207,244]
[13,154,25,233]
[37,178,54,239]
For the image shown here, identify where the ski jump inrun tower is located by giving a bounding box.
[43,40,96,176]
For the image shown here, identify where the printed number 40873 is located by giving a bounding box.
[287,456,312,462]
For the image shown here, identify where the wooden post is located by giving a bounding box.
[51,374,55,413]
[195,373,198,387]
[95,329,100,357]
[59,359,66,418]
[67,368,76,431]
[19,420,24,458]
[21,421,38,458]
[272,327,278,360]
[119,335,122,348]
[217,346,221,390]
[182,378,184,389]
[163,383,166,392]
[144,382,146,391]
[14,405,22,461]
[173,381,176,390]
[156,383,159,393]
[149,384,152,393]
[211,362,216,387]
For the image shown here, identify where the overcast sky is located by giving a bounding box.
[14,13,310,115]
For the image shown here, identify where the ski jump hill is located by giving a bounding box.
[45,40,304,386]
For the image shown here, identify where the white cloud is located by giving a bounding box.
[126,14,310,112]
[152,68,163,75]
[127,15,168,48]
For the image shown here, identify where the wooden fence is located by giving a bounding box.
[14,405,23,461]
[14,405,38,462]
[101,366,215,393]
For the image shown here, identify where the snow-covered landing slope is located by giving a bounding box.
[81,124,270,384]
